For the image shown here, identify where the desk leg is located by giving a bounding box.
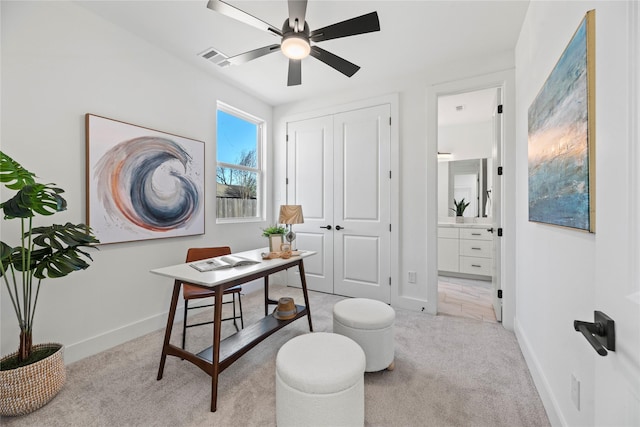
[263,274,279,316]
[210,289,223,412]
[157,280,181,381]
[264,275,269,317]
[299,260,313,332]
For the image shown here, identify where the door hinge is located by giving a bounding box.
[497,289,503,298]
[498,166,503,176]
[497,228,503,237]
[389,170,392,179]
[286,178,289,185]
[389,277,392,286]
[286,134,289,142]
[497,104,503,114]
[389,224,392,232]
[389,117,392,126]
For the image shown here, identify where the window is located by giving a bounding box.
[216,103,264,221]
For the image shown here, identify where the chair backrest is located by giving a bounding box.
[185,246,232,263]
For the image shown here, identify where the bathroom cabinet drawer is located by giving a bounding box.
[459,228,492,241]
[459,240,492,258]
[459,256,492,276]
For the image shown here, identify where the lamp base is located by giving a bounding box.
[285,229,296,250]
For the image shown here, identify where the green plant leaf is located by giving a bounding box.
[261,225,287,237]
[31,223,99,250]
[32,247,93,279]
[0,151,36,190]
[1,183,66,219]
[0,241,13,276]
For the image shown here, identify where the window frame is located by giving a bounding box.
[215,101,266,224]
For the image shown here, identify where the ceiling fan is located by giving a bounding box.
[206,0,380,86]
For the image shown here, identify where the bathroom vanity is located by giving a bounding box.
[437,223,493,278]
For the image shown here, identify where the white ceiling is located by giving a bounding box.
[77,0,529,107]
[438,87,498,127]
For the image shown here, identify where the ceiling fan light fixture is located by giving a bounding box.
[281,33,310,59]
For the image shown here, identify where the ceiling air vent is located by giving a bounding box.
[198,47,230,68]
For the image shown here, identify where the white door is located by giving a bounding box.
[491,88,503,322]
[286,105,391,303]
[286,115,334,294]
[593,3,640,421]
[333,106,391,302]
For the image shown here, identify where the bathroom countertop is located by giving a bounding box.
[438,222,493,229]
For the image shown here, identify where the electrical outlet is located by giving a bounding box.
[408,271,417,283]
[571,374,580,410]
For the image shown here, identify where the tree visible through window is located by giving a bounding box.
[216,105,263,220]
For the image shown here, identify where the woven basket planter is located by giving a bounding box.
[0,343,66,417]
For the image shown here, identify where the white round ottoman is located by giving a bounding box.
[333,298,395,372]
[276,332,366,427]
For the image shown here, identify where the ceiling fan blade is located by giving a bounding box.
[288,0,308,30]
[310,11,380,43]
[309,46,360,77]
[288,59,302,86]
[207,0,282,36]
[226,44,281,66]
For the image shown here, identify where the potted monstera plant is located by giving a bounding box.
[451,198,470,223]
[0,151,99,416]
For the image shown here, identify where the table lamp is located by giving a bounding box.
[278,205,304,249]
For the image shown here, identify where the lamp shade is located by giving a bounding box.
[279,205,304,225]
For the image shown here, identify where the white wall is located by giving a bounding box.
[438,120,493,161]
[515,1,640,426]
[1,1,274,363]
[273,52,515,313]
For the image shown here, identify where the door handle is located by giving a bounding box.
[319,225,332,230]
[574,311,615,356]
[335,225,344,231]
[487,228,494,233]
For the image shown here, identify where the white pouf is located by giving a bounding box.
[333,298,395,372]
[276,332,366,427]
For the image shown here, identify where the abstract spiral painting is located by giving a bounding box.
[528,10,595,232]
[86,114,204,244]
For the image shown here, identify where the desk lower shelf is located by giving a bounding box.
[196,304,308,371]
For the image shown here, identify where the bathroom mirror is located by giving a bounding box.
[439,158,492,218]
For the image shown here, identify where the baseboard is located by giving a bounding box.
[514,317,565,427]
[64,281,265,365]
[64,308,183,365]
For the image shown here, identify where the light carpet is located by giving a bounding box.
[1,285,550,427]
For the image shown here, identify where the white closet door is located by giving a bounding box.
[286,115,334,293]
[333,105,391,302]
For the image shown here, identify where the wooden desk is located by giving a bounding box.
[151,248,315,412]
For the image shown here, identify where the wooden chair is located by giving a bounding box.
[182,247,244,350]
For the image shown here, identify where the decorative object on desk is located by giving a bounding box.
[273,297,298,320]
[269,234,284,253]
[451,198,470,223]
[278,205,304,249]
[86,114,205,244]
[190,254,260,272]
[528,10,595,233]
[262,224,287,252]
[280,243,292,259]
[0,151,99,416]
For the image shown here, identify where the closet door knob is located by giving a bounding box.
[335,225,344,231]
[320,225,332,230]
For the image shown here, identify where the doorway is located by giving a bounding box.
[436,86,503,322]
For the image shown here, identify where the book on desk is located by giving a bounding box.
[190,255,260,272]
